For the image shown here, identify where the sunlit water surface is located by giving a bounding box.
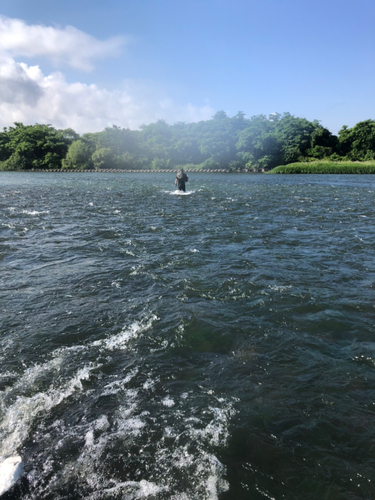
[1,172,375,500]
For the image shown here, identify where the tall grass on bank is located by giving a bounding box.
[269,161,375,174]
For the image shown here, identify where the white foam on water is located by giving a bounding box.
[255,485,276,500]
[0,315,157,461]
[168,190,194,196]
[0,371,17,383]
[0,311,235,499]
[0,361,100,459]
[116,414,146,436]
[21,210,49,216]
[102,369,139,396]
[93,415,110,432]
[161,396,175,407]
[91,479,166,499]
[65,378,235,499]
[148,395,235,499]
[0,338,16,364]
[85,416,110,448]
[130,264,144,275]
[71,387,152,495]
[93,315,158,351]
[161,448,229,500]
[84,430,95,448]
[0,456,23,496]
[268,284,292,292]
[188,404,236,448]
[142,378,157,391]
[149,339,169,353]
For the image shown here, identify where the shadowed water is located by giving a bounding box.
[1,172,375,499]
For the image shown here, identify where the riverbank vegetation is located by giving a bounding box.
[0,114,374,172]
[269,161,375,174]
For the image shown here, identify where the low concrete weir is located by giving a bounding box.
[28,168,238,174]
[27,168,261,173]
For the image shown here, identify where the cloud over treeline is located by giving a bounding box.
[0,16,214,133]
[0,15,126,71]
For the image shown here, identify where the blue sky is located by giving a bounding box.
[0,0,373,134]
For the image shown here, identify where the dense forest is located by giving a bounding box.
[0,112,374,172]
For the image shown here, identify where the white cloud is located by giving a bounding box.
[0,58,214,133]
[0,54,43,105]
[0,16,214,132]
[0,15,126,71]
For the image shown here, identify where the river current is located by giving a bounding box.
[1,172,375,500]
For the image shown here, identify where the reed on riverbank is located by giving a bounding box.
[269,161,375,174]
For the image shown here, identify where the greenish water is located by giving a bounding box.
[1,172,375,499]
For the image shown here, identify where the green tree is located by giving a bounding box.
[139,120,172,161]
[3,152,27,171]
[194,111,247,167]
[0,128,10,162]
[236,114,280,169]
[97,125,140,156]
[307,125,338,159]
[58,128,80,142]
[92,147,117,170]
[62,140,92,170]
[273,114,316,163]
[338,120,375,160]
[81,132,101,156]
[1,123,70,170]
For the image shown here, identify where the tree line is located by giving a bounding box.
[0,112,374,172]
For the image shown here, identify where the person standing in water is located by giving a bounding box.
[175,168,189,192]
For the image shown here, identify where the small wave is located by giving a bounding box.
[21,210,49,215]
[0,362,99,460]
[0,315,158,459]
[268,284,293,292]
[92,315,158,351]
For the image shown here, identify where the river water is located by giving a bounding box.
[1,172,374,500]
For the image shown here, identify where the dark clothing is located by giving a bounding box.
[176,172,188,192]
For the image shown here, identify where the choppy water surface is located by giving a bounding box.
[1,172,375,500]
